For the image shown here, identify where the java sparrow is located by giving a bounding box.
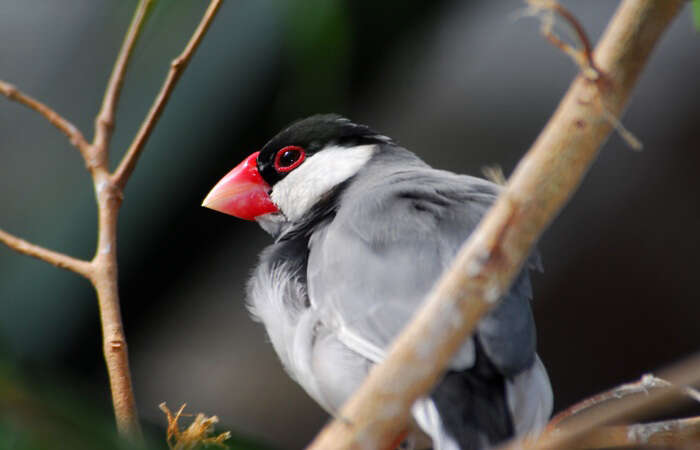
[202,115,552,449]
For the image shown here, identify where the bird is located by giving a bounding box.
[202,114,552,450]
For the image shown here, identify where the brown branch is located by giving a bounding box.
[75,0,154,438]
[571,416,700,449]
[1,0,222,442]
[0,8,146,435]
[112,0,223,190]
[527,0,601,79]
[85,0,223,439]
[87,166,141,439]
[306,1,685,449]
[0,80,91,161]
[92,0,153,168]
[546,374,700,431]
[508,354,700,449]
[527,0,642,151]
[0,228,92,278]
[85,0,222,439]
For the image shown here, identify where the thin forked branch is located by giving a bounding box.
[526,0,600,79]
[0,228,92,278]
[0,80,91,160]
[0,0,224,441]
[92,0,153,166]
[87,0,223,439]
[112,0,223,189]
[526,0,642,150]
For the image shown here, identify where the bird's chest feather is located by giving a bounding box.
[246,237,369,413]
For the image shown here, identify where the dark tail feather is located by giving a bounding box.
[430,338,513,449]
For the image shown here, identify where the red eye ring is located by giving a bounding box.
[274,146,306,173]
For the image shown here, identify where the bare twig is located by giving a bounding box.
[88,0,222,438]
[112,0,223,189]
[89,166,140,439]
[0,228,92,278]
[546,374,700,431]
[527,0,643,151]
[0,80,91,160]
[526,0,600,80]
[0,0,223,441]
[522,414,700,449]
[591,417,700,448]
[76,1,154,437]
[507,354,700,449]
[307,1,685,449]
[576,416,700,449]
[92,0,153,168]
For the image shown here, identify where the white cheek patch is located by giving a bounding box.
[270,144,376,222]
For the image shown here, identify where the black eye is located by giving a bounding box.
[274,146,306,173]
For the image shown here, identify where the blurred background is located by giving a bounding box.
[1,1,699,448]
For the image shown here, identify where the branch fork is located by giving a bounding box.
[0,0,223,440]
[525,0,643,151]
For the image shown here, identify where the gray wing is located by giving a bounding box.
[307,163,537,375]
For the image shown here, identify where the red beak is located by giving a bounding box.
[202,151,279,220]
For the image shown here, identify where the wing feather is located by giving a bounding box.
[307,155,537,375]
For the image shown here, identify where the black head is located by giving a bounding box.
[256,114,391,186]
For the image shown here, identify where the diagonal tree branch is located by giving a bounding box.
[92,0,153,168]
[307,1,685,449]
[0,80,91,161]
[0,228,92,278]
[112,0,223,190]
